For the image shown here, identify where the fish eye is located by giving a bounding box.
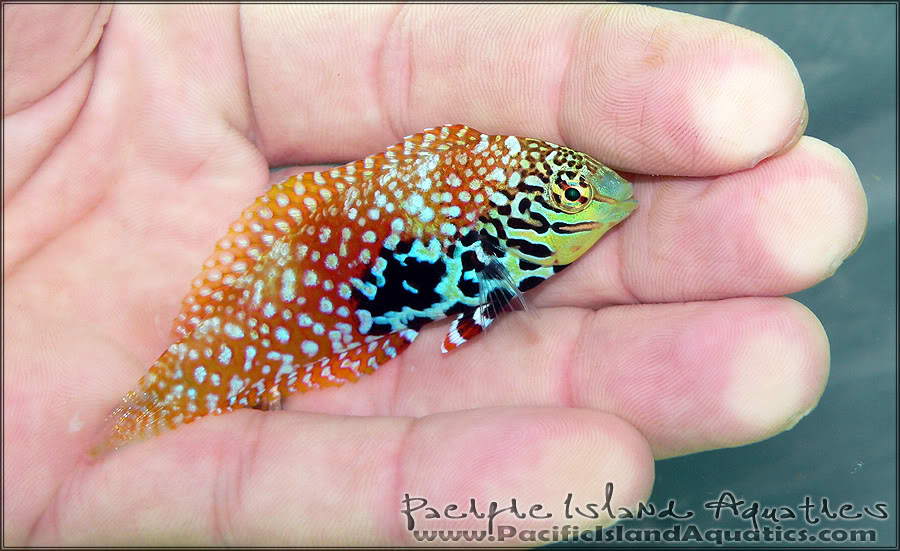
[551,175,593,214]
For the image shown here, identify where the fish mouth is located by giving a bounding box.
[597,197,639,224]
[593,170,635,203]
[615,198,639,212]
[551,201,638,234]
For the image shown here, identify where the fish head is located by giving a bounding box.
[486,143,638,266]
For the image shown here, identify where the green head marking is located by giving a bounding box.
[481,139,638,266]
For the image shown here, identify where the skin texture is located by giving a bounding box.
[3,4,867,546]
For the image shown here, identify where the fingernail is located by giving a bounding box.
[779,404,816,432]
[774,99,809,157]
[823,211,868,279]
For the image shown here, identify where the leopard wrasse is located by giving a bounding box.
[90,124,637,456]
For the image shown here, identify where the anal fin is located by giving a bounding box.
[273,329,419,394]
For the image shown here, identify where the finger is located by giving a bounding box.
[35,408,652,545]
[529,136,868,309]
[241,4,806,176]
[285,296,829,460]
[2,4,110,115]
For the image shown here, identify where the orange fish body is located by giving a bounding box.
[92,124,638,455]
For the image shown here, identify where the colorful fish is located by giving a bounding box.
[91,124,638,456]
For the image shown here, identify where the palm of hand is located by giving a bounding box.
[3,4,866,546]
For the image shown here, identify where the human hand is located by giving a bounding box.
[3,4,867,546]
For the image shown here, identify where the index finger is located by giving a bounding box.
[241,4,806,176]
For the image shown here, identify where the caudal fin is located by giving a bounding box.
[88,355,196,457]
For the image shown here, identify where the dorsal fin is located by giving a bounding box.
[171,171,341,339]
[172,124,481,340]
